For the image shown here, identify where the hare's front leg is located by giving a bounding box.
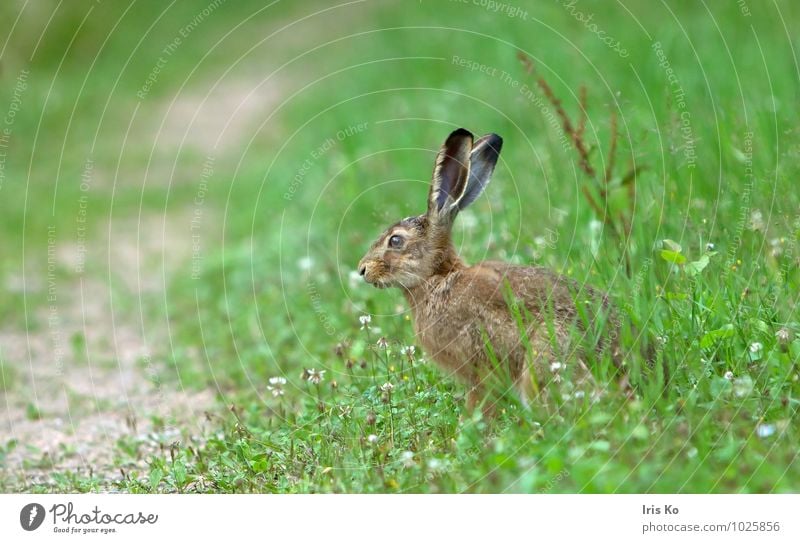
[466,384,497,418]
[465,362,499,418]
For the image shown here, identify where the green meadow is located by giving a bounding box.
[0,0,798,492]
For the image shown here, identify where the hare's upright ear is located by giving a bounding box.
[427,128,474,225]
[457,133,503,210]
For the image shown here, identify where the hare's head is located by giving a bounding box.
[358,128,502,289]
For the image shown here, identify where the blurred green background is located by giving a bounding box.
[0,0,798,492]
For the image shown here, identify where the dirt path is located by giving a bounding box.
[0,215,214,489]
[0,75,283,490]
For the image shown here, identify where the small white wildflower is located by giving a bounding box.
[306,368,325,384]
[705,242,715,251]
[367,434,378,444]
[359,314,371,329]
[266,376,287,397]
[400,345,416,357]
[748,209,765,231]
[687,447,698,459]
[400,450,416,468]
[733,375,754,398]
[756,423,776,439]
[380,382,394,393]
[549,362,563,372]
[298,256,313,271]
[749,342,763,354]
[776,328,791,344]
[376,337,389,350]
[769,238,783,258]
[723,370,734,380]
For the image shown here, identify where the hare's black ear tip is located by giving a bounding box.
[448,127,474,141]
[486,133,503,152]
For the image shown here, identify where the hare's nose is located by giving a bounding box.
[359,265,367,276]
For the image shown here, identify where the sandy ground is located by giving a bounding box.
[0,75,282,489]
[1,216,214,488]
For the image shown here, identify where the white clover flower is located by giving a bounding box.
[400,345,416,357]
[359,314,371,329]
[367,434,378,444]
[380,382,394,393]
[733,375,753,398]
[723,370,734,380]
[400,450,415,468]
[266,376,286,397]
[756,423,776,439]
[748,209,765,231]
[298,256,313,271]
[705,242,716,251]
[776,328,791,344]
[749,342,763,354]
[769,238,783,258]
[306,368,325,384]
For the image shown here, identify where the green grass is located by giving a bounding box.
[1,0,799,492]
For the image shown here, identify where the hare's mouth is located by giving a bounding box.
[361,275,387,289]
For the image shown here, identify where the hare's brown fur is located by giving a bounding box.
[358,129,621,409]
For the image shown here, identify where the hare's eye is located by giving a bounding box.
[388,234,404,248]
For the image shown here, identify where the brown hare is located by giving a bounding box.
[357,128,622,410]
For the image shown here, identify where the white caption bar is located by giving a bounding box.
[1,494,798,542]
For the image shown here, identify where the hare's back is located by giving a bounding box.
[463,261,609,321]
